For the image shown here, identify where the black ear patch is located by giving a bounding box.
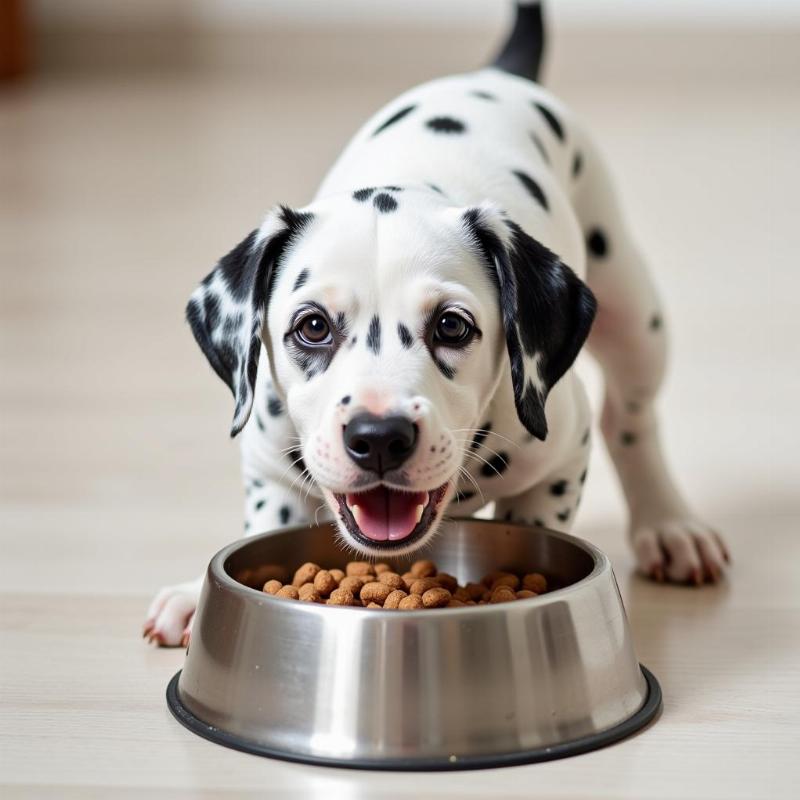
[185,207,313,437]
[463,208,596,440]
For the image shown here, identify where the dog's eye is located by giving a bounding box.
[296,314,332,346]
[434,312,474,346]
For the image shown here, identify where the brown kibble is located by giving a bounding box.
[398,594,424,609]
[447,598,466,607]
[522,573,548,593]
[360,581,393,605]
[329,568,345,583]
[489,586,516,604]
[436,572,458,592]
[327,587,355,606]
[491,573,520,592]
[346,561,375,577]
[292,561,321,588]
[401,571,416,590]
[453,586,471,603]
[367,602,382,608]
[481,590,493,602]
[377,571,404,590]
[374,562,392,574]
[465,582,485,601]
[422,587,452,608]
[313,569,338,597]
[383,589,408,609]
[298,583,321,602]
[481,570,508,588]
[339,576,365,595]
[276,585,300,600]
[411,559,437,578]
[410,577,440,595]
[516,589,537,599]
[262,579,282,595]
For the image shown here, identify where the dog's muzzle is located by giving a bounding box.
[335,412,447,545]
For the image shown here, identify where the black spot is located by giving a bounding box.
[366,315,381,354]
[579,469,587,484]
[221,313,244,339]
[255,414,265,432]
[504,510,513,521]
[581,428,590,446]
[533,101,565,141]
[556,508,571,522]
[621,431,637,446]
[550,479,568,496]
[470,423,491,451]
[340,395,351,405]
[383,185,403,192]
[372,104,416,137]
[244,521,250,532]
[455,490,476,503]
[279,505,291,525]
[427,183,444,194]
[433,357,455,380]
[397,322,414,348]
[470,90,497,101]
[529,132,550,164]
[254,499,266,511]
[534,518,545,527]
[430,445,436,453]
[267,395,283,417]
[288,448,307,474]
[373,193,398,213]
[353,187,375,202]
[202,292,221,331]
[425,116,466,134]
[480,452,509,478]
[292,268,310,292]
[572,151,583,178]
[252,479,264,488]
[349,335,358,348]
[587,229,608,258]
[650,314,663,331]
[512,170,549,211]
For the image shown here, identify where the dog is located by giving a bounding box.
[144,1,729,646]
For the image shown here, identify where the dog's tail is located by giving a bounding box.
[491,1,546,83]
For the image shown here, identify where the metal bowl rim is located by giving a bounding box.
[209,518,611,617]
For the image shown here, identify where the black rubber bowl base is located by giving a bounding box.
[166,665,661,771]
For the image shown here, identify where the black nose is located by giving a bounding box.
[343,413,418,474]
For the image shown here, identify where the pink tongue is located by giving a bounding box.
[347,487,427,542]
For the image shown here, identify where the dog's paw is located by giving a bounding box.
[142,579,202,647]
[631,519,730,585]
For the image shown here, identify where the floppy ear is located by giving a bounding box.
[185,206,313,437]
[462,203,597,440]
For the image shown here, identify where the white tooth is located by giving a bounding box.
[352,505,365,529]
[414,504,424,523]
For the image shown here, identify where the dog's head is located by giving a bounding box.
[186,187,595,556]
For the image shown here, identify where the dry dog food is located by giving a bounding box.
[258,559,549,610]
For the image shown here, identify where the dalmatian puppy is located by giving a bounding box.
[144,1,729,646]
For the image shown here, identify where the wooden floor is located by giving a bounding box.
[0,28,796,799]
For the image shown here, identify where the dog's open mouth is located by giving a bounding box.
[334,481,450,548]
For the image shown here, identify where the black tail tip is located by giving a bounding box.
[492,1,546,83]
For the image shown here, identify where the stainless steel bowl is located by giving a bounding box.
[167,519,661,770]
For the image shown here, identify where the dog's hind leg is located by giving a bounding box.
[570,132,730,585]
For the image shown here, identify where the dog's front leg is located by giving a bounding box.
[493,450,590,534]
